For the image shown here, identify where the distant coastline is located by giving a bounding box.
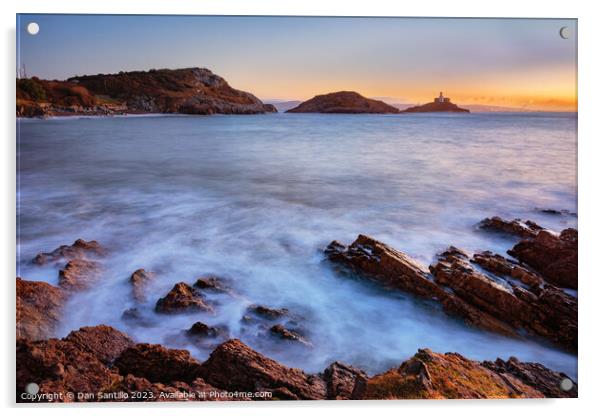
[16,67,573,118]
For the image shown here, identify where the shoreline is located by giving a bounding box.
[16,214,578,400]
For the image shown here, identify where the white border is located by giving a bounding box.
[2,1,601,415]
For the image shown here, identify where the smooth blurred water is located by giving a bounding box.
[17,112,577,378]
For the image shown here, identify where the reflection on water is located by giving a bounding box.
[17,112,577,378]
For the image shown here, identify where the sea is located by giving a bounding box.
[17,112,578,378]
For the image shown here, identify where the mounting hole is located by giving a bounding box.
[26,22,40,35]
[559,378,574,391]
[25,382,40,395]
[559,26,569,40]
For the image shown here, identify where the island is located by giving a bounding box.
[286,91,400,114]
[402,92,469,113]
[16,67,277,117]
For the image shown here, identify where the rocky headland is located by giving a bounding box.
[16,68,277,117]
[286,91,400,114]
[16,214,578,401]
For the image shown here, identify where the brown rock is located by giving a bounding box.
[32,239,106,265]
[430,247,532,325]
[64,325,135,365]
[269,324,311,346]
[58,259,102,291]
[247,304,289,320]
[361,349,544,399]
[194,275,230,293]
[483,357,577,398]
[322,361,367,400]
[508,228,577,289]
[286,91,399,114]
[199,339,327,400]
[16,278,65,341]
[114,343,204,384]
[478,217,543,238]
[325,235,436,297]
[432,247,577,351]
[186,321,224,339]
[326,237,516,336]
[155,282,212,314]
[17,338,120,402]
[130,269,155,302]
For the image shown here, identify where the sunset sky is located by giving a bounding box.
[17,15,577,111]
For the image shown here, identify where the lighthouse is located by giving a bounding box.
[434,92,451,104]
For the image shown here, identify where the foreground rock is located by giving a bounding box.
[270,324,312,347]
[431,247,577,351]
[114,343,204,384]
[58,259,103,291]
[322,362,368,400]
[129,269,155,302]
[32,239,106,265]
[16,325,232,402]
[17,326,576,401]
[326,234,577,351]
[478,217,543,238]
[286,91,399,114]
[508,228,578,289]
[361,349,544,399]
[199,339,327,400]
[155,282,213,313]
[64,325,135,365]
[483,357,577,398]
[325,236,516,337]
[16,278,65,340]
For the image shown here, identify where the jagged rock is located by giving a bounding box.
[325,235,436,297]
[16,278,65,341]
[432,247,577,351]
[430,247,533,325]
[246,304,289,320]
[482,357,577,398]
[130,269,155,302]
[155,282,212,314]
[361,349,544,399]
[508,228,577,289]
[32,239,106,265]
[105,374,241,402]
[286,91,399,114]
[478,217,543,238]
[17,337,121,402]
[322,362,367,400]
[472,251,543,287]
[64,325,135,365]
[269,324,311,346]
[199,339,327,400]
[114,343,204,384]
[536,208,577,217]
[58,259,102,291]
[194,275,231,293]
[326,237,516,336]
[186,322,224,339]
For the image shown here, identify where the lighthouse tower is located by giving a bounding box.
[434,92,451,104]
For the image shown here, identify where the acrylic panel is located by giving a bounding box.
[16,14,577,402]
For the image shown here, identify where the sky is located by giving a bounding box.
[16,15,577,111]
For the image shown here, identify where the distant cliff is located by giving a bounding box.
[402,99,469,113]
[16,67,277,117]
[286,91,399,114]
